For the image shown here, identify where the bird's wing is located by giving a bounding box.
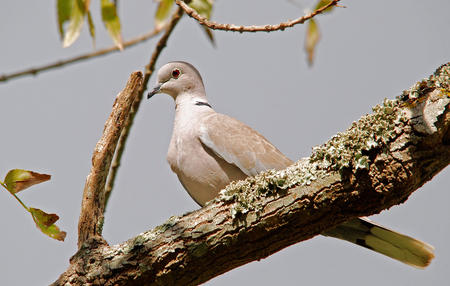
[199,112,293,176]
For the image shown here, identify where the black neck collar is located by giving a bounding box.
[195,101,212,108]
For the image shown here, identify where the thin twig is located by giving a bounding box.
[0,27,163,83]
[104,6,185,209]
[175,0,340,32]
[77,71,143,248]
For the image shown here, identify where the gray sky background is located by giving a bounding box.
[1,1,449,285]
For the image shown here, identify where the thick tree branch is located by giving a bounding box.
[0,27,163,83]
[77,71,143,248]
[176,0,340,32]
[56,63,449,285]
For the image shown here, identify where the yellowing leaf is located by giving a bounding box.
[314,0,336,13]
[4,169,51,194]
[155,0,174,29]
[202,26,215,46]
[305,19,320,66]
[189,0,215,46]
[304,0,337,66]
[1,170,65,241]
[189,0,213,19]
[30,208,66,241]
[30,208,59,226]
[101,0,123,50]
[87,10,96,47]
[63,0,87,48]
[57,0,72,40]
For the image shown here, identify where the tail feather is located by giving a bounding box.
[322,217,435,268]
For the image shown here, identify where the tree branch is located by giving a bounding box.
[175,0,340,32]
[0,27,163,83]
[104,6,185,209]
[0,0,339,83]
[77,71,143,248]
[55,63,449,285]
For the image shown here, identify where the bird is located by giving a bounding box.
[147,61,435,268]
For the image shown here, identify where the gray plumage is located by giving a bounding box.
[148,61,435,268]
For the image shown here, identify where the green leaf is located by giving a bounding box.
[189,0,213,19]
[314,0,336,13]
[101,0,123,50]
[63,0,87,48]
[30,208,66,241]
[57,0,72,40]
[87,10,96,47]
[189,0,215,46]
[202,26,215,46]
[4,169,51,194]
[154,0,174,29]
[305,19,320,66]
[303,0,336,66]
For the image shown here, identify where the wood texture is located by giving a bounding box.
[77,71,143,248]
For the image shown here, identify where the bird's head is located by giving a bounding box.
[148,61,205,100]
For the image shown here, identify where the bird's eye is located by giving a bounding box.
[172,68,181,79]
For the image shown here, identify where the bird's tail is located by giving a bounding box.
[322,217,435,268]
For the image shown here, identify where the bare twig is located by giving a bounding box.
[77,71,143,248]
[104,6,185,209]
[175,0,340,32]
[0,27,163,83]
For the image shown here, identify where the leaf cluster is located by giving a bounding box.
[57,0,122,49]
[57,0,216,49]
[1,169,66,241]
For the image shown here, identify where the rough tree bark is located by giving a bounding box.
[53,63,449,286]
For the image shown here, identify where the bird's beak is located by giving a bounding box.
[147,83,163,99]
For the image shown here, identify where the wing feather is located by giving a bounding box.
[199,113,293,176]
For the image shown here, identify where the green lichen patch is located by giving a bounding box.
[433,63,450,90]
[399,62,449,107]
[216,159,329,221]
[399,63,449,134]
[310,98,402,172]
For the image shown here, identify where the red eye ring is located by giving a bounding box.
[172,68,181,78]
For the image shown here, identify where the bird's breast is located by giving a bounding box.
[167,132,246,205]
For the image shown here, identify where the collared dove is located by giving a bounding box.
[148,61,435,268]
